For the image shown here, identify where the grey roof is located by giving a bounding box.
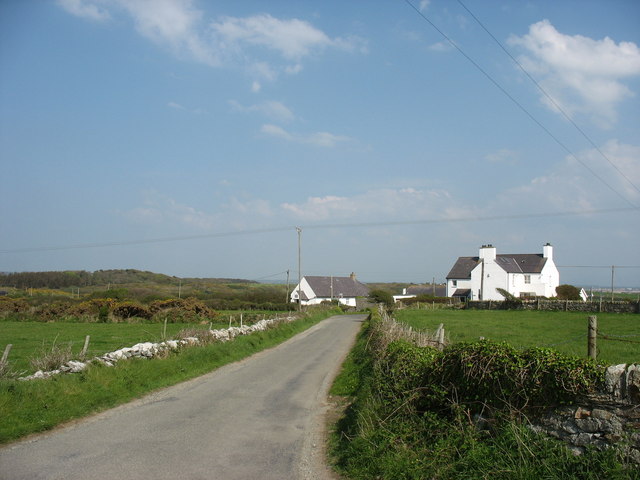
[447,253,548,279]
[452,288,471,297]
[446,257,479,279]
[304,276,370,298]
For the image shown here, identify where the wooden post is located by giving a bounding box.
[1,344,12,366]
[240,313,243,328]
[163,317,168,340]
[81,335,90,357]
[588,316,597,360]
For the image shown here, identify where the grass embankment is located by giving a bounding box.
[329,312,635,479]
[0,309,337,444]
[396,309,639,365]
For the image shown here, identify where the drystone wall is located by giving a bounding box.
[531,364,640,464]
[19,315,297,381]
[465,300,639,313]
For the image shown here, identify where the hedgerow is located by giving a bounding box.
[330,311,624,479]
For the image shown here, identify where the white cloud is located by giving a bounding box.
[126,192,217,229]
[57,1,366,80]
[280,187,458,222]
[509,20,640,127]
[485,148,520,165]
[229,100,295,122]
[251,81,262,93]
[167,101,186,110]
[488,140,640,213]
[260,124,351,147]
[419,0,430,12]
[57,0,111,21]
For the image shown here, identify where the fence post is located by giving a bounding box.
[1,344,12,366]
[588,315,597,360]
[435,323,445,350]
[81,335,90,357]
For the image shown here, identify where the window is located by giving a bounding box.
[524,275,531,284]
[452,280,457,287]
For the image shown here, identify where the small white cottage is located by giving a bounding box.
[290,273,370,307]
[446,244,560,301]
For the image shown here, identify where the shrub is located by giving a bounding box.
[29,341,73,372]
[368,289,395,308]
[111,301,151,320]
[556,284,581,300]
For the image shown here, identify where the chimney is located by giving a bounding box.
[350,272,356,281]
[543,243,553,260]
[479,244,496,261]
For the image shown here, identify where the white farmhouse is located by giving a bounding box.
[290,273,370,307]
[446,244,560,301]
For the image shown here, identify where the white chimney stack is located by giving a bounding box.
[479,244,497,261]
[543,243,553,260]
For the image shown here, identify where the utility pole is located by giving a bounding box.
[285,269,290,305]
[611,265,615,301]
[296,227,302,312]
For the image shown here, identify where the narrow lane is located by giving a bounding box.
[0,314,366,480]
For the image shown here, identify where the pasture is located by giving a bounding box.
[0,320,230,375]
[394,309,640,365]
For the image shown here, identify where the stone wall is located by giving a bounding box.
[466,299,639,313]
[531,364,640,464]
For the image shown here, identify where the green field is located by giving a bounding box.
[394,309,640,365]
[0,320,233,375]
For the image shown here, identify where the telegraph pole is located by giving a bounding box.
[285,269,290,305]
[296,227,302,312]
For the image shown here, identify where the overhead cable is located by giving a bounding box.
[404,0,638,209]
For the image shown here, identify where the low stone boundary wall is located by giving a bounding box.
[531,364,640,463]
[19,315,297,381]
[466,300,639,313]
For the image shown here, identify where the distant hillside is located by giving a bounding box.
[0,270,256,289]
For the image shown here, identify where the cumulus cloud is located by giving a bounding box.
[280,187,460,222]
[485,148,520,165]
[58,1,366,81]
[489,140,640,213]
[229,99,295,122]
[126,192,217,229]
[57,0,111,21]
[260,124,351,148]
[509,20,640,127]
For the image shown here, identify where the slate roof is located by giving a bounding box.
[447,254,547,279]
[304,276,370,298]
[446,257,479,279]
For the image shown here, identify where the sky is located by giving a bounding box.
[1,0,639,288]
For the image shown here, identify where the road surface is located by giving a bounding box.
[0,314,366,480]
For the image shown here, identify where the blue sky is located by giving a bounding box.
[1,0,639,288]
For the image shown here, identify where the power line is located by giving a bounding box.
[456,0,640,197]
[1,206,636,254]
[403,0,639,209]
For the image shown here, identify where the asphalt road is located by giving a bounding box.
[0,314,366,480]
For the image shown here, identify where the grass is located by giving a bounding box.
[394,309,640,365]
[328,314,636,480]
[0,309,337,444]
[0,321,232,375]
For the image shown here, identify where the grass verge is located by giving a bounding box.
[328,311,635,479]
[0,308,337,444]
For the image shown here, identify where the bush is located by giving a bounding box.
[111,301,151,320]
[368,289,394,308]
[556,284,581,300]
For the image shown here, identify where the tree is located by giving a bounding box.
[368,289,394,308]
[556,284,581,300]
